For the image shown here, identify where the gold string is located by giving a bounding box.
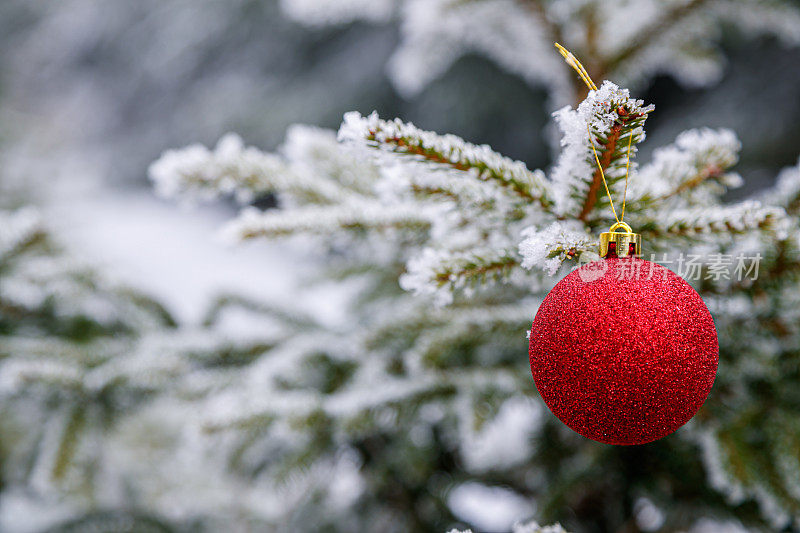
[554,42,597,91]
[620,131,634,222]
[558,42,635,224]
[586,124,620,223]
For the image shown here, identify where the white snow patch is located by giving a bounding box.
[448,482,534,533]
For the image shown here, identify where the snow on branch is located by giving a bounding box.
[450,521,568,533]
[339,111,550,207]
[149,133,349,205]
[0,208,44,262]
[364,300,538,352]
[387,0,567,99]
[400,247,520,306]
[380,162,518,214]
[630,128,742,204]
[221,203,433,242]
[279,0,394,27]
[512,522,568,533]
[282,125,381,197]
[715,0,800,46]
[764,157,800,214]
[279,0,800,101]
[550,81,653,221]
[518,222,596,275]
[646,201,785,239]
[202,371,456,433]
[0,359,83,397]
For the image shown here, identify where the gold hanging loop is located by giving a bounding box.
[600,221,641,258]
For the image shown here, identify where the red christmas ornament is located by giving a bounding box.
[529,228,718,445]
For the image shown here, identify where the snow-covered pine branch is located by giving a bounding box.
[550,81,653,223]
[0,208,44,261]
[149,129,355,205]
[339,111,550,208]
[0,245,172,335]
[645,201,785,240]
[518,222,596,275]
[7,1,800,531]
[363,299,538,354]
[221,203,434,242]
[763,157,800,214]
[449,520,568,533]
[279,0,395,27]
[400,247,521,306]
[279,0,800,103]
[386,0,568,99]
[629,128,742,205]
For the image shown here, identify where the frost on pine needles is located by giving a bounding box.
[764,156,800,212]
[149,129,353,205]
[630,128,742,203]
[519,222,595,275]
[222,202,433,242]
[550,81,653,221]
[279,0,394,27]
[655,201,784,239]
[400,247,519,306]
[149,133,283,203]
[339,111,549,207]
[0,208,43,260]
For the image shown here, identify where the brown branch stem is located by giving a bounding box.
[650,164,725,203]
[434,257,519,285]
[370,133,548,208]
[579,123,622,221]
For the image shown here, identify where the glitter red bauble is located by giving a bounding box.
[529,256,718,445]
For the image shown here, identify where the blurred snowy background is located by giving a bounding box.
[2,1,800,532]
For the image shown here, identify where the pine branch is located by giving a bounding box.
[519,222,596,275]
[0,208,45,263]
[149,132,351,205]
[641,201,784,239]
[202,375,458,432]
[200,294,319,329]
[630,128,742,205]
[222,203,433,242]
[578,121,623,221]
[404,169,518,213]
[763,157,800,214]
[451,520,568,533]
[364,300,538,351]
[431,257,519,286]
[696,411,800,528]
[400,247,521,306]
[550,81,653,223]
[339,111,550,208]
[603,0,710,75]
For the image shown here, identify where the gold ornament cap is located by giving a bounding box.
[600,221,641,258]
